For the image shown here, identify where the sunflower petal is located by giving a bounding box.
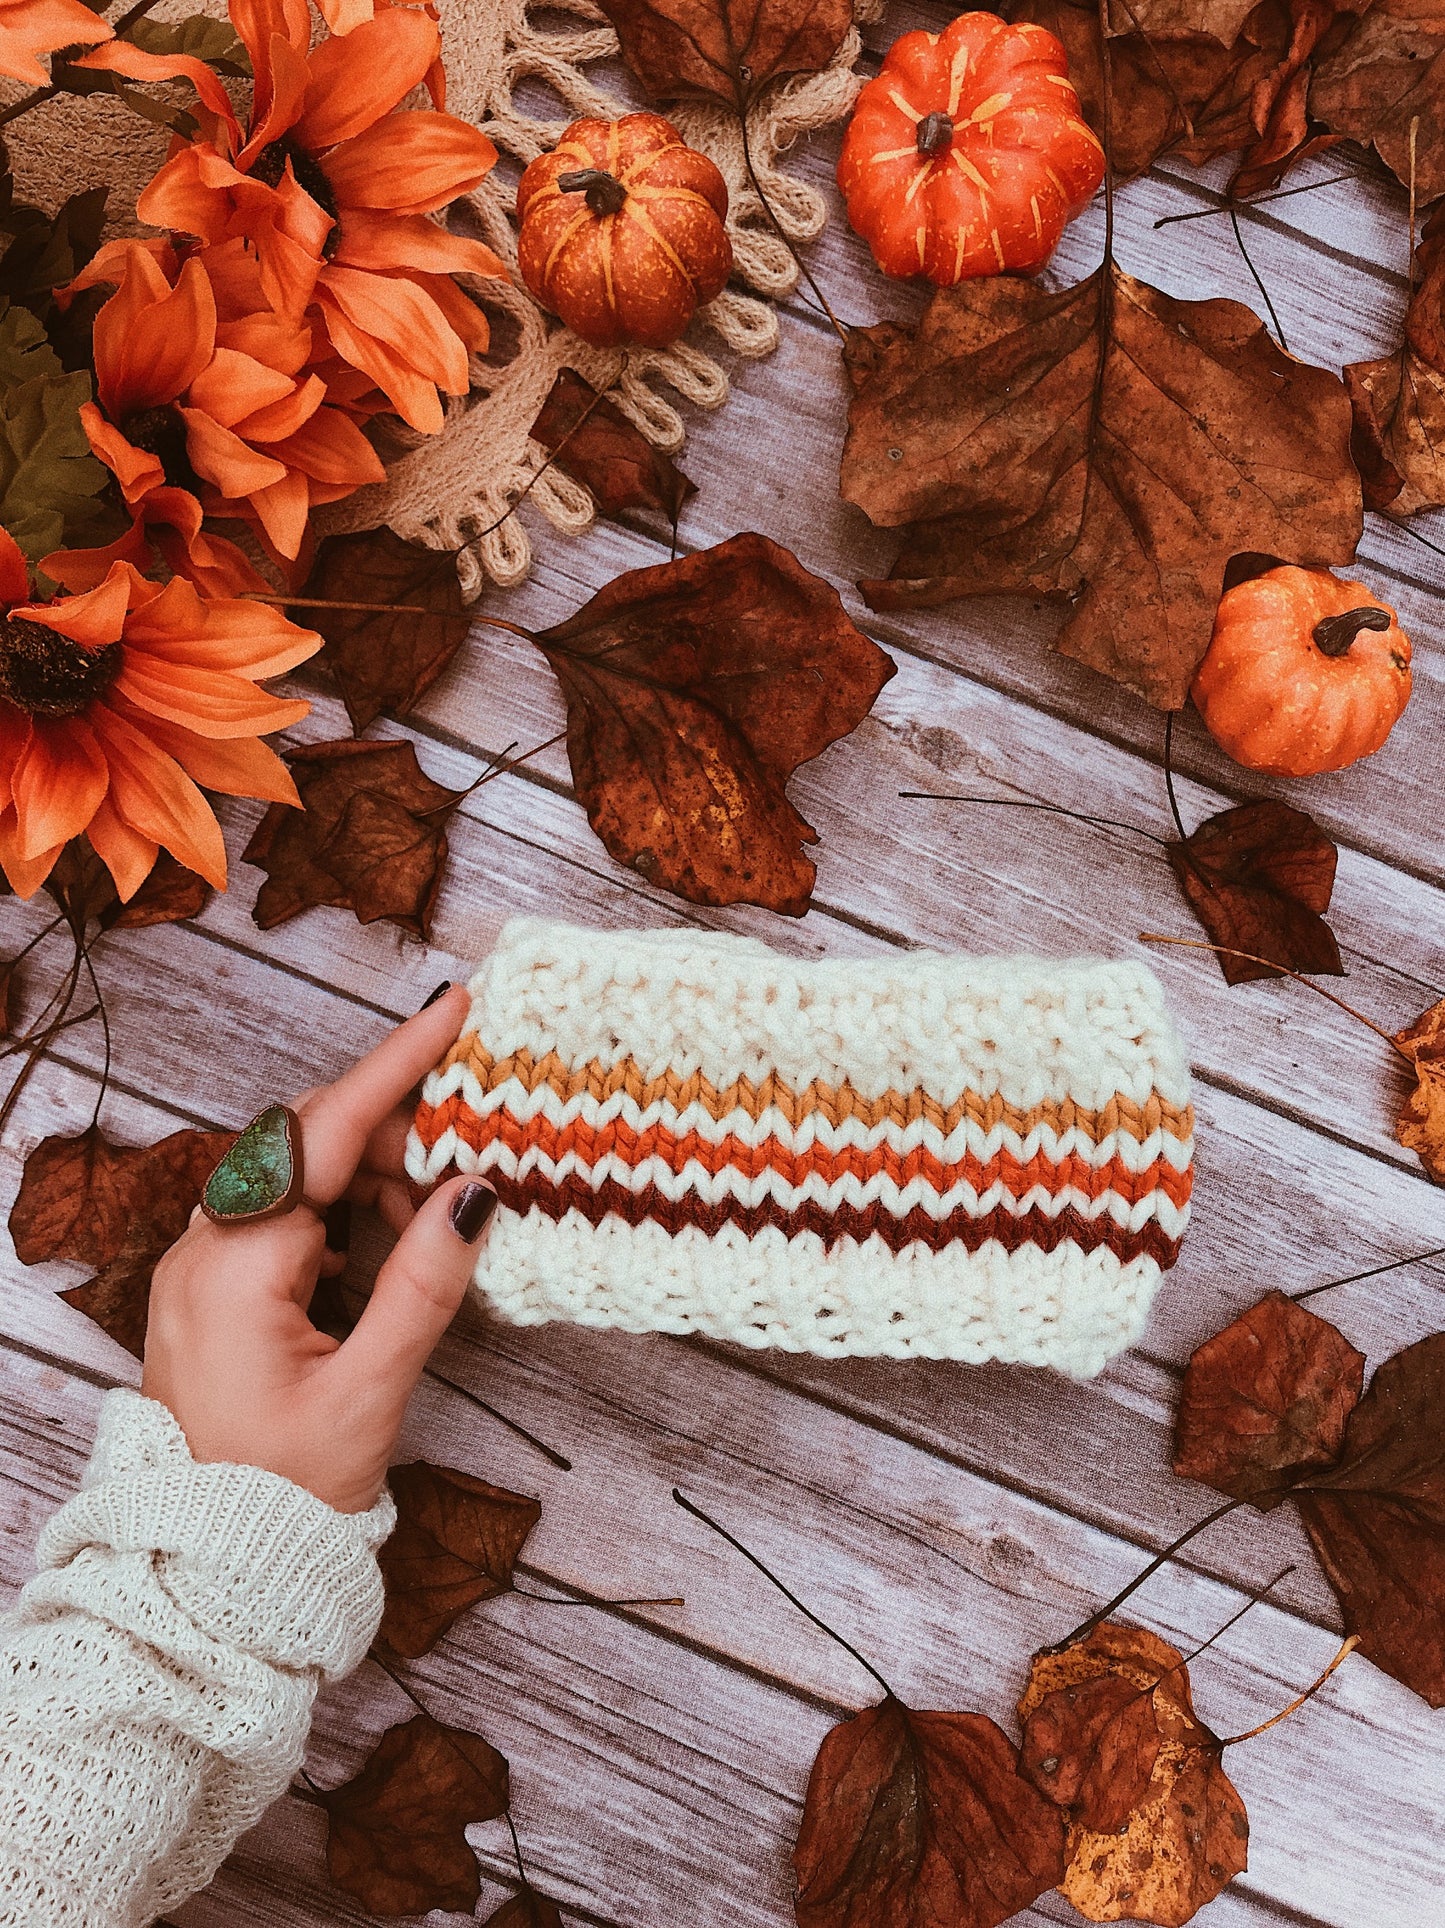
[0,525,31,601]
[85,792,160,901]
[322,111,496,215]
[86,703,228,888]
[14,568,130,647]
[10,713,109,858]
[334,207,507,278]
[292,8,441,150]
[186,347,297,429]
[121,575,321,677]
[94,252,216,421]
[73,38,240,140]
[178,405,290,497]
[1,0,112,89]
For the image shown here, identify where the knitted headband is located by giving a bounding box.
[405,918,1196,1379]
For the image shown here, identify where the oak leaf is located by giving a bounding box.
[1173,1288,1366,1507]
[1019,1623,1249,1927]
[243,738,461,937]
[596,0,855,106]
[1167,798,1343,984]
[1346,206,1445,516]
[322,1712,509,1915]
[1394,998,1445,1183]
[843,269,1362,709]
[1310,0,1445,203]
[378,1460,542,1658]
[530,368,696,523]
[9,1124,235,1356]
[485,1893,565,1928]
[534,532,895,915]
[299,529,472,734]
[792,1695,1065,1928]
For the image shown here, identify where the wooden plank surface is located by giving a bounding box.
[1,5,1442,1926]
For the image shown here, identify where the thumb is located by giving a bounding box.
[332,1176,496,1426]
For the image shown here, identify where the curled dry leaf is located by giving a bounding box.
[1394,998,1445,1183]
[596,0,855,106]
[1019,1623,1249,1927]
[485,1892,565,1928]
[1224,0,1365,200]
[1311,0,1445,204]
[322,1712,509,1915]
[842,270,1361,710]
[1173,1288,1366,1507]
[535,532,895,915]
[9,1124,235,1356]
[792,1695,1065,1928]
[1166,798,1343,985]
[378,1460,542,1658]
[102,851,212,930]
[530,368,696,523]
[244,738,462,937]
[1346,206,1445,517]
[299,528,471,735]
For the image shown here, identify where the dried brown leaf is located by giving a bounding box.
[102,851,211,929]
[1108,0,1260,39]
[322,1712,509,1915]
[1173,1289,1366,1508]
[1166,798,1343,984]
[243,738,460,937]
[531,368,696,522]
[485,1892,565,1928]
[1019,1671,1162,1833]
[300,528,471,734]
[792,1695,1065,1928]
[595,0,854,106]
[378,1460,542,1658]
[535,531,895,915]
[1311,0,1445,203]
[9,1124,234,1356]
[843,268,1361,710]
[1395,997,1445,1183]
[1226,0,1363,199]
[1346,207,1445,516]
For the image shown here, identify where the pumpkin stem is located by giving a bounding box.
[1312,606,1393,656]
[556,167,627,216]
[915,110,954,158]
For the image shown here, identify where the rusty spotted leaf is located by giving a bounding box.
[1019,1624,1249,1927]
[596,0,854,106]
[378,1461,542,1658]
[1395,997,1445,1184]
[1167,799,1343,985]
[1019,1671,1161,1833]
[485,1893,565,1928]
[531,368,696,523]
[102,851,211,929]
[1173,1290,1366,1509]
[1296,1332,1445,1705]
[843,268,1362,710]
[534,532,895,915]
[299,529,472,734]
[792,1694,1065,1928]
[9,1124,235,1356]
[322,1713,509,1915]
[1346,205,1445,516]
[1311,0,1445,204]
[243,738,460,937]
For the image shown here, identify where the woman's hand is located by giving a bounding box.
[142,984,493,1514]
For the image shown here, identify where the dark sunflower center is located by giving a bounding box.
[0,613,121,717]
[253,136,341,256]
[121,402,203,494]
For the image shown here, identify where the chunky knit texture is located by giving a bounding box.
[407,920,1196,1377]
[0,1391,394,1928]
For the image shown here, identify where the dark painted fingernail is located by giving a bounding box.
[449,1182,496,1244]
[419,980,452,1012]
[323,1198,351,1256]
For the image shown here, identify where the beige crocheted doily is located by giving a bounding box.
[4,0,877,590]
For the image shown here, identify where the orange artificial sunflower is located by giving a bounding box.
[64,237,386,591]
[0,0,109,87]
[0,527,319,898]
[79,0,506,434]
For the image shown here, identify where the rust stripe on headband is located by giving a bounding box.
[430,1043,1195,1146]
[484,1170,1185,1268]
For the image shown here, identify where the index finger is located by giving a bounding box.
[295,983,469,1204]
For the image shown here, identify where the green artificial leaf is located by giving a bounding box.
[0,300,61,387]
[126,14,253,75]
[0,188,108,309]
[0,304,111,561]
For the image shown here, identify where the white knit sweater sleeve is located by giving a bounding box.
[0,1389,396,1928]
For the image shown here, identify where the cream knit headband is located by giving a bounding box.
[406,918,1196,1378]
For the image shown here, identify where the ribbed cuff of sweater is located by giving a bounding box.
[34,1390,396,1682]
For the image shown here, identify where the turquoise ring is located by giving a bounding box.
[202,1104,310,1224]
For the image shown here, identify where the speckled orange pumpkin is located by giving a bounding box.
[516,114,732,349]
[1192,566,1413,776]
[838,12,1104,285]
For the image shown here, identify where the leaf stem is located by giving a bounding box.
[1163,713,1188,841]
[1153,175,1354,227]
[1291,1244,1445,1303]
[1041,1496,1242,1655]
[1218,1633,1359,1747]
[734,77,849,346]
[459,359,629,553]
[672,1488,895,1700]
[899,792,1169,846]
[511,1583,684,1608]
[1229,205,1288,351]
[425,1362,572,1470]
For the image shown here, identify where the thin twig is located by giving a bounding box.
[734,75,849,345]
[425,1363,572,1470]
[1407,116,1420,293]
[1291,1244,1445,1303]
[1219,1634,1359,1746]
[458,360,628,555]
[512,1582,684,1608]
[1041,1497,1242,1655]
[1153,175,1353,228]
[1162,713,1188,842]
[0,0,166,127]
[1230,206,1288,351]
[899,792,1169,845]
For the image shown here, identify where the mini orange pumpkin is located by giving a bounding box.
[1192,566,1413,777]
[837,12,1104,285]
[516,113,732,349]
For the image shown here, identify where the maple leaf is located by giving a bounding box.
[530,368,696,523]
[595,0,854,107]
[1394,998,1445,1183]
[1167,798,1344,984]
[842,268,1362,710]
[1346,205,1445,516]
[533,532,895,915]
[243,738,462,937]
[792,1695,1065,1928]
[485,1893,565,1928]
[1310,0,1445,204]
[299,529,473,734]
[1296,1333,1445,1706]
[1019,1623,1249,1927]
[9,1124,235,1356]
[322,1712,509,1915]
[1173,1289,1366,1507]
[378,1461,542,1658]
